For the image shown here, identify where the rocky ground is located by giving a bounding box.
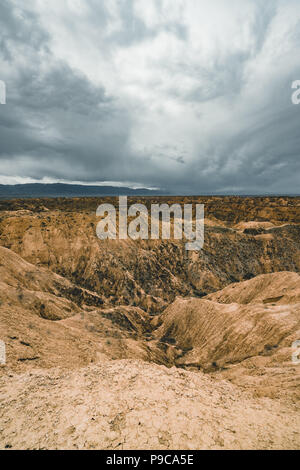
[0,360,299,450]
[0,196,299,449]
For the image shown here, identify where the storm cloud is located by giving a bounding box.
[0,0,300,193]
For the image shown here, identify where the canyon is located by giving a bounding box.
[0,196,299,449]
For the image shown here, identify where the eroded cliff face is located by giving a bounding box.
[154,274,300,401]
[0,196,299,312]
[0,197,299,449]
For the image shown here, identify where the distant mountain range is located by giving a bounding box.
[0,183,166,199]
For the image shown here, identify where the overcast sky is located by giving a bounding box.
[0,0,300,194]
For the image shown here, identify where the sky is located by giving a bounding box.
[0,0,300,194]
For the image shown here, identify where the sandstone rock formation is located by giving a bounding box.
[155,277,300,400]
[0,196,299,449]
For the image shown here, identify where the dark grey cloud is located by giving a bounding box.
[0,0,300,193]
[0,1,139,182]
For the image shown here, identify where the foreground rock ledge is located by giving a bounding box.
[0,359,299,450]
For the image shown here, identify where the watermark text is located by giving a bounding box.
[0,341,6,365]
[96,197,204,251]
[0,80,6,104]
[292,340,300,364]
[291,80,300,105]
